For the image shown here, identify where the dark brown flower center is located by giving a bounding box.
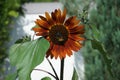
[49,24,69,45]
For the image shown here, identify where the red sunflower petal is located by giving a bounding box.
[61,8,66,23]
[69,34,85,41]
[69,25,85,34]
[46,50,54,59]
[59,46,66,59]
[32,27,41,32]
[39,15,47,21]
[32,27,46,32]
[53,10,58,22]
[57,9,62,22]
[53,9,60,23]
[65,16,80,29]
[69,21,80,29]
[46,42,54,59]
[45,12,54,25]
[52,44,59,59]
[51,12,56,21]
[57,46,63,59]
[51,44,67,59]
[67,39,82,52]
[64,42,73,56]
[64,16,74,26]
[32,27,49,36]
[35,19,50,30]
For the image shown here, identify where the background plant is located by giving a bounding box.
[0,0,27,78]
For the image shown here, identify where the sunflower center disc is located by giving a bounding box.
[49,25,69,45]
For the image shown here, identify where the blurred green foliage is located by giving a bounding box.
[89,0,120,80]
[32,0,56,2]
[61,0,120,80]
[0,0,27,77]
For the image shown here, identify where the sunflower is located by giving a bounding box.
[32,9,85,59]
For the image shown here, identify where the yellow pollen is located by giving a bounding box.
[58,37,64,41]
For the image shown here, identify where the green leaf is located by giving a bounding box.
[72,68,78,80]
[91,39,113,77]
[9,38,50,80]
[41,77,51,80]
[8,10,18,17]
[5,72,17,80]
[90,25,100,40]
[15,36,31,43]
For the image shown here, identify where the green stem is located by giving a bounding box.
[47,58,59,80]
[60,58,65,80]
[33,69,56,79]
